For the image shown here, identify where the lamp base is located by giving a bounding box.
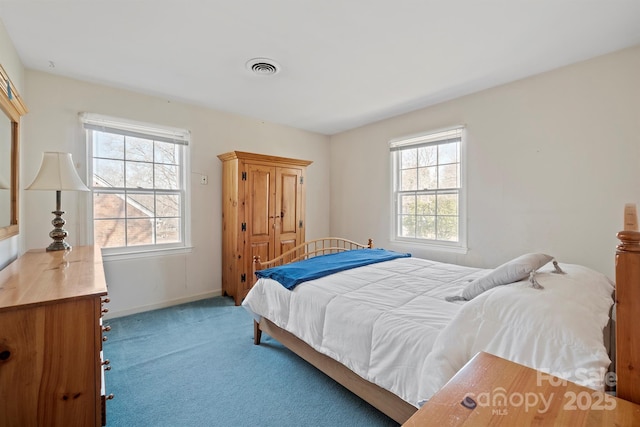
[46,240,71,252]
[47,209,71,251]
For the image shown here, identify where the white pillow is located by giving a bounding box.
[461,253,553,300]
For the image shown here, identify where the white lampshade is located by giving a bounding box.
[26,152,90,191]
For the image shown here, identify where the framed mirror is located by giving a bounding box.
[0,65,28,242]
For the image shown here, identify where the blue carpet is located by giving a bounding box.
[103,297,399,426]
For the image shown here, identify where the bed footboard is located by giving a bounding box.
[252,237,372,278]
[251,237,372,347]
[616,229,640,403]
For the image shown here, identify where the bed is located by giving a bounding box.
[242,228,640,424]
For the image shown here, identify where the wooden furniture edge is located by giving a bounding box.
[217,150,313,167]
[258,317,417,424]
[0,65,28,116]
[0,65,27,245]
[0,245,108,311]
[616,229,640,404]
[403,351,640,426]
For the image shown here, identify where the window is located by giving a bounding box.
[390,126,466,250]
[81,113,190,254]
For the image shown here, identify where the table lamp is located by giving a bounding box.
[26,152,90,251]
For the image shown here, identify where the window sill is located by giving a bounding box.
[389,239,468,255]
[101,245,194,262]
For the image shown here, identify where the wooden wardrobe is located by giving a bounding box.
[218,151,312,305]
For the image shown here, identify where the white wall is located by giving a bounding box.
[22,71,331,317]
[0,21,25,269]
[329,45,640,279]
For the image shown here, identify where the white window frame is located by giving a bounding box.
[389,125,467,253]
[81,113,192,259]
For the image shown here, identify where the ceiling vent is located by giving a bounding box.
[246,58,280,76]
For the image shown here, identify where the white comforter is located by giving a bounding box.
[418,262,614,404]
[242,257,614,408]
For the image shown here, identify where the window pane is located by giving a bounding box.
[400,215,415,237]
[94,132,124,159]
[157,194,180,217]
[416,215,436,239]
[416,195,435,215]
[418,166,437,190]
[126,162,154,189]
[155,141,179,165]
[127,194,155,218]
[418,146,437,167]
[93,193,125,218]
[400,149,417,169]
[437,193,458,215]
[94,158,124,188]
[438,142,458,164]
[400,194,415,215]
[438,164,458,188]
[127,219,154,245]
[400,169,417,191]
[94,219,125,247]
[437,216,458,241]
[155,164,180,190]
[157,218,181,243]
[126,137,154,162]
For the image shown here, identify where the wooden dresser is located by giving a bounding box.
[404,351,640,426]
[0,246,111,427]
[218,151,312,305]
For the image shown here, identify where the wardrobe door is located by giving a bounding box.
[275,167,303,257]
[246,163,276,285]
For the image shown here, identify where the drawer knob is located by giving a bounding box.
[104,365,112,371]
[106,394,114,400]
[102,325,111,332]
[102,336,108,342]
[461,396,477,410]
[102,308,109,314]
[102,297,110,304]
[102,359,110,366]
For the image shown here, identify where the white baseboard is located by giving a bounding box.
[104,290,223,319]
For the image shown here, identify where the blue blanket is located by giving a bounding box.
[255,248,411,290]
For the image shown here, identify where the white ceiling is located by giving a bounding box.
[1,1,639,135]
